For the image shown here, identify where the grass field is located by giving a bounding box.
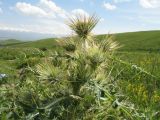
[1,30,160,50]
[0,30,160,119]
[1,30,160,76]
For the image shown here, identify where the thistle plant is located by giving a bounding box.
[2,15,146,120]
[26,14,142,119]
[1,14,159,119]
[67,14,99,50]
[68,14,98,39]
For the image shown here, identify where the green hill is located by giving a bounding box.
[116,30,160,51]
[0,39,22,46]
[15,38,57,48]
[0,38,58,49]
[115,31,160,51]
[2,30,160,52]
[98,30,160,51]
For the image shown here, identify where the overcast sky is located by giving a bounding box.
[0,0,160,36]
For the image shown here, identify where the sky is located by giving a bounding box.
[0,0,160,36]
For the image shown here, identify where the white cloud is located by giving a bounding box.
[103,2,117,10]
[15,1,90,19]
[39,0,67,18]
[0,27,30,32]
[0,23,31,32]
[21,20,70,35]
[10,1,92,36]
[39,0,90,19]
[40,0,62,12]
[15,0,68,18]
[0,20,70,35]
[140,0,160,8]
[71,9,89,17]
[15,2,55,18]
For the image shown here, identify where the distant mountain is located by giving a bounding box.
[0,30,58,41]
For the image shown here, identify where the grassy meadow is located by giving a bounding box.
[0,16,160,119]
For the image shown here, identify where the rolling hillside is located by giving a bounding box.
[0,38,58,48]
[98,30,160,51]
[0,39,22,46]
[1,30,160,51]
